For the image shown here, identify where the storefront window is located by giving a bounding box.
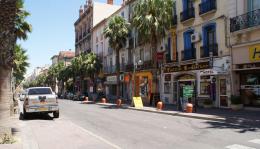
[200,76,210,95]
[240,73,260,107]
[164,82,171,94]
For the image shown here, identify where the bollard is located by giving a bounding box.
[157,101,163,110]
[84,96,88,101]
[116,99,122,107]
[101,98,106,103]
[186,103,193,113]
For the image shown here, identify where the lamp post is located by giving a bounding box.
[133,57,142,97]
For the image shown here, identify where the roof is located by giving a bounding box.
[59,51,75,58]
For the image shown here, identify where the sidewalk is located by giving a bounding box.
[96,102,260,128]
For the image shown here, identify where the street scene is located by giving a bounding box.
[1,0,260,149]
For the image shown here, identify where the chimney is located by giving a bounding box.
[107,0,113,5]
[79,6,83,17]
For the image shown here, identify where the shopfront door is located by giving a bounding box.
[219,78,228,108]
[177,80,196,111]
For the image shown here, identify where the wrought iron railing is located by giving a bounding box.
[181,48,196,61]
[199,0,216,15]
[180,7,195,22]
[230,9,260,32]
[200,44,218,58]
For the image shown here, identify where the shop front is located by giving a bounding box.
[162,57,231,109]
[233,43,260,108]
[133,71,153,105]
[104,75,118,100]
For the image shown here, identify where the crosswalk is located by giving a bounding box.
[226,139,260,149]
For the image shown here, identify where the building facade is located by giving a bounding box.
[161,0,232,109]
[229,0,260,108]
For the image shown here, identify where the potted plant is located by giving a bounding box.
[203,99,213,108]
[230,95,243,110]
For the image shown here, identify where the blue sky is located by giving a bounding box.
[19,0,122,75]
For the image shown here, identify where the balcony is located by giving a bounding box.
[181,48,196,61]
[200,44,218,58]
[230,9,260,32]
[199,0,216,15]
[120,64,126,72]
[180,7,195,22]
[125,63,134,72]
[172,15,178,26]
[103,65,116,74]
[137,60,154,70]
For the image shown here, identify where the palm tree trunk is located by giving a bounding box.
[151,34,159,94]
[116,48,120,98]
[0,67,13,125]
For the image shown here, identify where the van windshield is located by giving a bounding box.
[28,88,52,95]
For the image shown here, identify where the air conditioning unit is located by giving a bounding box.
[191,33,201,43]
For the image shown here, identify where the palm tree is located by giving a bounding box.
[15,0,32,40]
[13,44,29,87]
[132,0,174,92]
[0,0,31,122]
[103,16,129,97]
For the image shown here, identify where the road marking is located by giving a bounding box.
[249,139,260,144]
[69,121,121,149]
[226,144,256,149]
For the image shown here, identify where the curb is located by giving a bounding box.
[95,103,226,122]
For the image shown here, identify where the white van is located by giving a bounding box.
[19,87,59,119]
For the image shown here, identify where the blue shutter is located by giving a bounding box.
[183,30,193,59]
[182,0,187,10]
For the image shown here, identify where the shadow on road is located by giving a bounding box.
[204,120,260,133]
[20,113,54,121]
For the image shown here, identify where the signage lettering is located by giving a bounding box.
[249,44,260,62]
[163,62,210,73]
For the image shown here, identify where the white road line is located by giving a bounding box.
[69,121,122,149]
[249,139,260,144]
[226,144,256,149]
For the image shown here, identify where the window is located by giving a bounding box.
[140,49,144,61]
[248,0,260,12]
[28,88,52,95]
[183,0,193,10]
[121,11,125,18]
[164,82,171,94]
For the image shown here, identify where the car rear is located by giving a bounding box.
[23,87,59,118]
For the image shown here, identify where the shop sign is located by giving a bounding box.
[163,62,210,73]
[133,97,143,109]
[249,44,260,62]
[106,76,117,82]
[183,86,194,98]
[164,74,171,81]
[157,52,164,60]
[200,69,218,76]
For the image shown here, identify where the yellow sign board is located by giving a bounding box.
[249,44,260,62]
[133,97,143,109]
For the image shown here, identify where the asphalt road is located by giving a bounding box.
[17,99,260,149]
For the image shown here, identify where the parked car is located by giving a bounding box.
[19,87,59,119]
[67,92,74,100]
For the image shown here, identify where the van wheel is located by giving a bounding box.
[53,111,59,118]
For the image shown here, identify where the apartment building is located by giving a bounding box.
[74,0,121,56]
[229,0,260,108]
[161,0,231,109]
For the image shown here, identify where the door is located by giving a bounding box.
[178,80,196,111]
[219,78,228,107]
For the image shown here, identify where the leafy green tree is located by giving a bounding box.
[132,0,174,92]
[104,16,129,97]
[13,44,29,87]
